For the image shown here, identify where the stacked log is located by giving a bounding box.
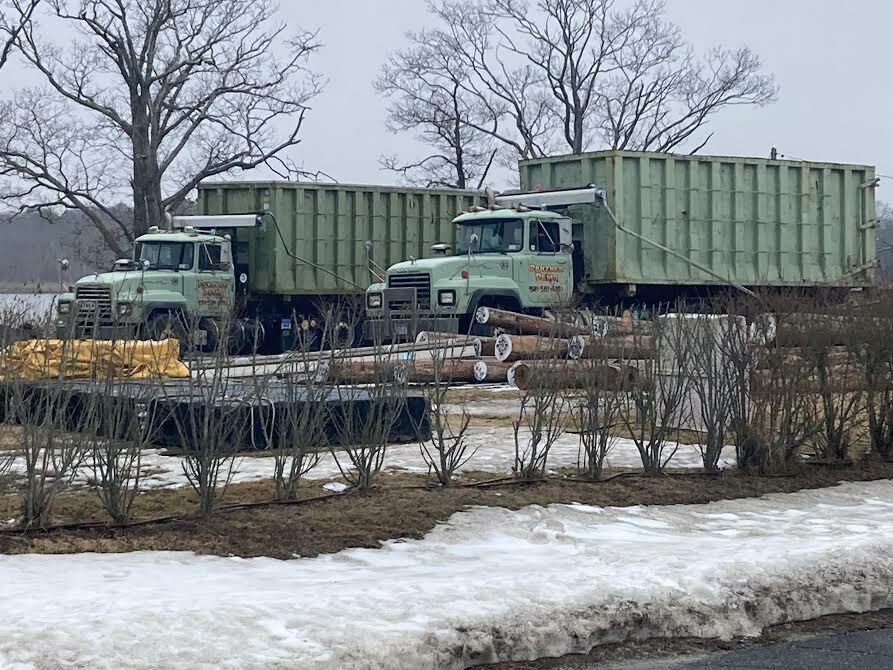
[567,334,656,360]
[316,360,405,385]
[403,359,482,384]
[511,360,639,391]
[475,307,589,338]
[751,346,856,370]
[493,334,572,362]
[750,367,868,394]
[472,336,497,358]
[415,331,467,345]
[472,359,514,383]
[594,316,655,338]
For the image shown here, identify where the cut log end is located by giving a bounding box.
[494,333,513,362]
[568,335,585,360]
[475,306,491,325]
[473,360,488,382]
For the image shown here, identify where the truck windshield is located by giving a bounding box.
[136,242,194,270]
[456,219,523,254]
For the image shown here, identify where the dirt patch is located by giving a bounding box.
[481,608,893,669]
[1,460,891,559]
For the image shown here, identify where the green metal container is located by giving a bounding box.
[198,182,481,295]
[520,151,878,290]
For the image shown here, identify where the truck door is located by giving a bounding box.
[518,219,573,306]
[197,241,235,319]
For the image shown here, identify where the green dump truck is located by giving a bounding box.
[56,182,480,353]
[365,150,879,340]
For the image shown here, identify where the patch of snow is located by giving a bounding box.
[6,426,735,491]
[0,481,891,668]
[321,481,348,493]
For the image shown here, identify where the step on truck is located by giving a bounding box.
[364,150,878,341]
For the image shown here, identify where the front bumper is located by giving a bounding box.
[364,314,461,343]
[364,286,463,343]
[55,319,140,341]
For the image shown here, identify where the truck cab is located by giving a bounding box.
[56,227,236,349]
[365,205,573,341]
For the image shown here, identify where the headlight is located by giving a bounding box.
[117,302,133,317]
[367,292,382,309]
[57,301,72,315]
[438,290,456,306]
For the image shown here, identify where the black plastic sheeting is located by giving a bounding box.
[0,379,430,452]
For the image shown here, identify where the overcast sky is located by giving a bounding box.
[2,0,890,195]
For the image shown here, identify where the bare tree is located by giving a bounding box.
[396,0,776,161]
[376,29,499,189]
[0,0,38,70]
[0,0,322,257]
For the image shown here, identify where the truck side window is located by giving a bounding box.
[199,244,222,271]
[530,221,560,253]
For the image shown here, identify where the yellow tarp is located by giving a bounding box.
[0,338,189,381]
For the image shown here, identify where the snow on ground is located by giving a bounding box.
[7,426,731,490]
[1,480,891,669]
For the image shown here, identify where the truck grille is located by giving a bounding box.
[74,284,113,324]
[387,272,431,311]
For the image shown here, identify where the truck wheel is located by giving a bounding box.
[147,311,188,350]
[198,317,221,353]
[331,320,356,349]
[226,320,247,356]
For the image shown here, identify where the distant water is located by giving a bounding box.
[0,293,59,323]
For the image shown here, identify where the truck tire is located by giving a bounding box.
[331,320,356,349]
[147,311,188,353]
[198,317,221,353]
[226,320,247,356]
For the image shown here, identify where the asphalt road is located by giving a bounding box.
[665,629,893,670]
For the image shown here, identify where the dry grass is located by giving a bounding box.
[1,459,891,559]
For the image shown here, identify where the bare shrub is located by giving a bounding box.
[269,321,331,501]
[620,306,691,474]
[513,332,569,480]
[3,340,90,527]
[574,339,625,481]
[160,316,258,516]
[734,292,821,474]
[327,346,408,491]
[799,303,864,463]
[415,348,476,487]
[686,313,746,472]
[853,290,893,461]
